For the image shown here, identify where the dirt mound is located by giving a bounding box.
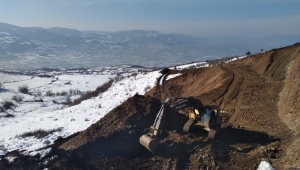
[1,43,300,170]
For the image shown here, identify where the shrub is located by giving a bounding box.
[95,79,113,93]
[34,98,44,102]
[36,90,42,96]
[68,89,80,95]
[4,113,14,118]
[18,85,29,94]
[68,89,73,95]
[2,100,14,110]
[74,89,80,95]
[18,128,62,139]
[69,79,113,106]
[46,90,54,96]
[65,95,71,104]
[61,90,68,96]
[37,74,52,78]
[144,85,151,93]
[131,72,138,77]
[12,95,24,102]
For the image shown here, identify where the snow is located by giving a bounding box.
[0,33,19,44]
[225,55,247,63]
[169,61,209,70]
[0,73,34,84]
[31,148,52,158]
[166,73,181,81]
[0,148,7,155]
[0,73,113,93]
[257,161,275,170]
[0,70,161,156]
[5,156,17,163]
[0,32,11,35]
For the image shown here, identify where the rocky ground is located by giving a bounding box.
[1,43,300,170]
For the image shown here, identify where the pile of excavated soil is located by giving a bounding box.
[1,43,300,170]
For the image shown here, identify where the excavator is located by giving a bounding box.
[139,97,226,153]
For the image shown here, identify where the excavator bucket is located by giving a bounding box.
[139,134,159,153]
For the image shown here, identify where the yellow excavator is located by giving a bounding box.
[139,97,227,153]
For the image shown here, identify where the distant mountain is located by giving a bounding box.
[0,22,80,53]
[0,22,299,70]
[47,27,82,36]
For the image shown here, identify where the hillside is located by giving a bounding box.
[1,43,300,169]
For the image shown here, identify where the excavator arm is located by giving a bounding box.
[150,97,171,136]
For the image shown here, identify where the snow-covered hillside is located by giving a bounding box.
[0,70,167,156]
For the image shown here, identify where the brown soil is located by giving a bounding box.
[1,43,300,170]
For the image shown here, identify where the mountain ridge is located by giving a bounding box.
[0,22,299,70]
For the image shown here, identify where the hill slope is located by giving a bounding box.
[1,43,300,169]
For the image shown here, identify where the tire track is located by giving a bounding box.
[153,74,164,99]
[154,73,169,100]
[209,66,244,114]
[209,66,235,106]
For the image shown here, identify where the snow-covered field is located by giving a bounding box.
[1,73,113,93]
[0,72,115,155]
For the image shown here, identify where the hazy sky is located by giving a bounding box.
[1,0,300,37]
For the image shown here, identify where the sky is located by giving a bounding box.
[0,0,300,37]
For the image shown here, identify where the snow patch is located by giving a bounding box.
[166,73,181,80]
[225,55,247,63]
[5,156,17,163]
[257,161,275,170]
[30,147,52,159]
[169,61,208,70]
[0,148,7,155]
